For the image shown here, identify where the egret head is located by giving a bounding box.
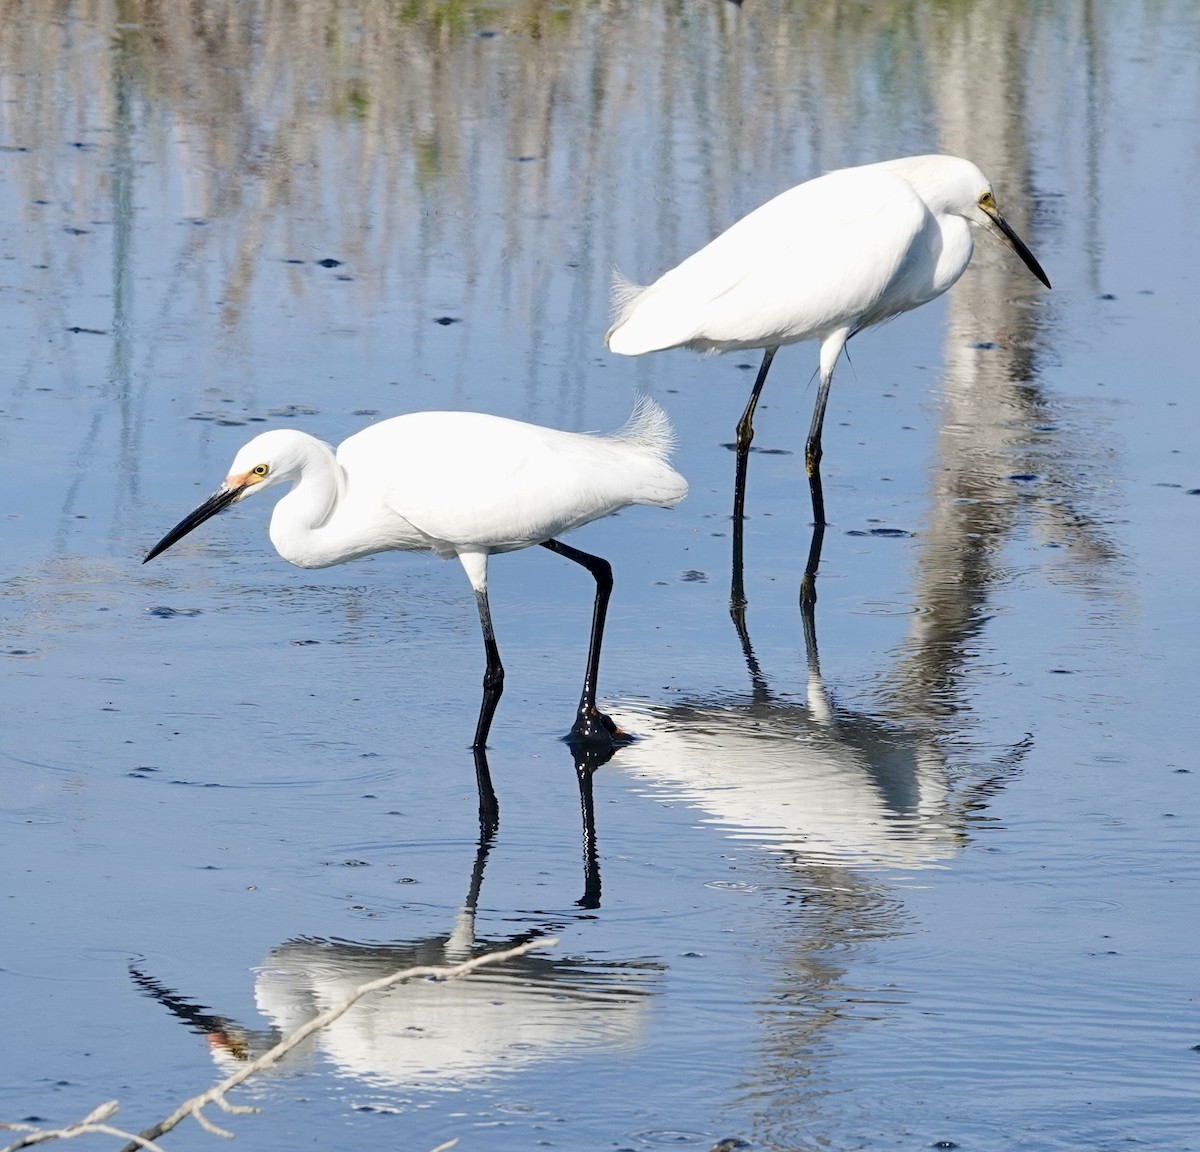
[222,429,314,501]
[954,163,1051,290]
[144,429,323,563]
[893,155,1051,290]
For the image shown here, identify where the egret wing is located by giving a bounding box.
[338,413,655,556]
[611,168,931,353]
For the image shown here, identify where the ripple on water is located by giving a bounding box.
[849,599,920,616]
[150,758,399,791]
[626,1129,719,1147]
[6,947,146,982]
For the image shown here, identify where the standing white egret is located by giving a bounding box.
[606,154,1050,593]
[144,398,688,750]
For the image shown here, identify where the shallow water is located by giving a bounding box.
[2,2,1199,1150]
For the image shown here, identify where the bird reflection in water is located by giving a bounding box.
[615,521,1028,874]
[130,762,658,1091]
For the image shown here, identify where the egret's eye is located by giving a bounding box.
[252,463,269,477]
[979,191,996,209]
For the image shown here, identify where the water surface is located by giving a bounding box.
[2,3,1199,1150]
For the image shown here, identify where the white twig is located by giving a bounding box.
[2,1101,167,1152]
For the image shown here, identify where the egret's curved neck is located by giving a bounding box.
[267,441,347,569]
[934,214,974,297]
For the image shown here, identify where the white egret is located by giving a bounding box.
[144,398,688,750]
[606,154,1051,557]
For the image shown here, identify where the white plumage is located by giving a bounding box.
[607,154,1050,534]
[145,398,687,749]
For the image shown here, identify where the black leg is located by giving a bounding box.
[805,369,833,528]
[471,587,505,750]
[731,345,778,610]
[539,538,625,748]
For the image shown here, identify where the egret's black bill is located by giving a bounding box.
[144,486,241,563]
[993,211,1051,289]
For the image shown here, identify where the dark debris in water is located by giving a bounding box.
[65,326,107,335]
[188,411,250,426]
[433,315,462,326]
[316,257,343,268]
[145,606,202,619]
[845,527,914,538]
[680,570,708,583]
[265,404,320,417]
[720,442,792,455]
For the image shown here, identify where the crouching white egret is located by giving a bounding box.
[144,398,688,750]
[606,154,1050,599]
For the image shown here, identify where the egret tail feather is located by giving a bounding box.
[611,395,677,460]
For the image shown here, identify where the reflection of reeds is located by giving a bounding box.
[0,1,1051,336]
[880,0,1125,718]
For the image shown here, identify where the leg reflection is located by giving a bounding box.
[800,517,825,616]
[472,744,500,841]
[470,737,616,910]
[731,480,827,624]
[568,736,617,910]
[731,517,827,686]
